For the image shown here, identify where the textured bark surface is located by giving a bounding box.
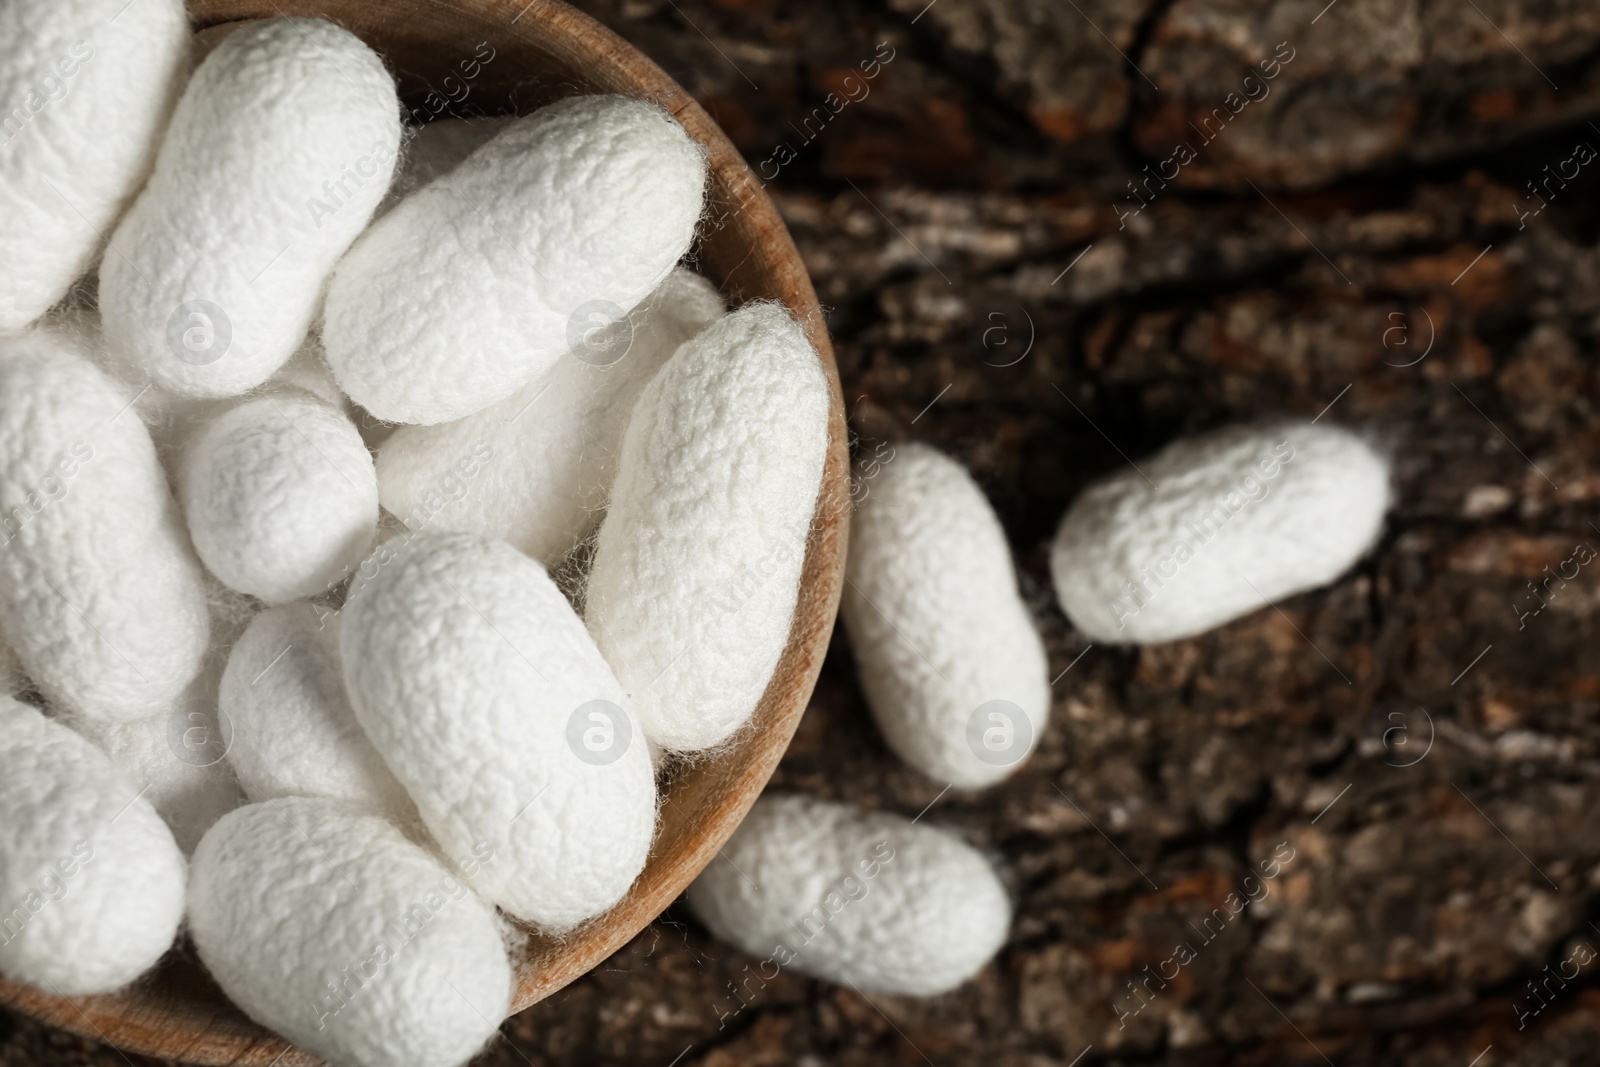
[7,0,1600,1064]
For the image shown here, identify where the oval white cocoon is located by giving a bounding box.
[0,698,185,995]
[1051,421,1390,643]
[342,532,656,931]
[843,443,1050,787]
[324,94,706,424]
[686,794,1011,996]
[585,302,830,752]
[0,328,210,721]
[0,0,190,331]
[180,391,378,603]
[100,18,401,398]
[189,797,510,1067]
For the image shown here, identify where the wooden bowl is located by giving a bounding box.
[0,2,848,1062]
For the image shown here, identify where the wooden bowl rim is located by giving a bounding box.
[0,1,849,1063]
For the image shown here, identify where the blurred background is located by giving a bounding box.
[9,0,1600,1063]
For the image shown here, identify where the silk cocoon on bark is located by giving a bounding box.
[1051,421,1390,643]
[843,443,1050,788]
[686,794,1011,996]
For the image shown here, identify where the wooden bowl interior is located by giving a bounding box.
[0,1,849,1063]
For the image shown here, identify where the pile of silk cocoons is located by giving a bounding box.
[0,1,1397,1063]
[0,5,860,1065]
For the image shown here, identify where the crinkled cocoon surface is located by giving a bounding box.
[100,17,400,398]
[324,94,706,424]
[843,442,1050,788]
[179,391,378,603]
[220,602,409,814]
[342,532,656,931]
[585,302,830,752]
[0,698,185,996]
[188,797,510,1067]
[686,793,1011,996]
[0,328,210,721]
[376,268,724,563]
[0,0,190,332]
[1051,421,1390,643]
